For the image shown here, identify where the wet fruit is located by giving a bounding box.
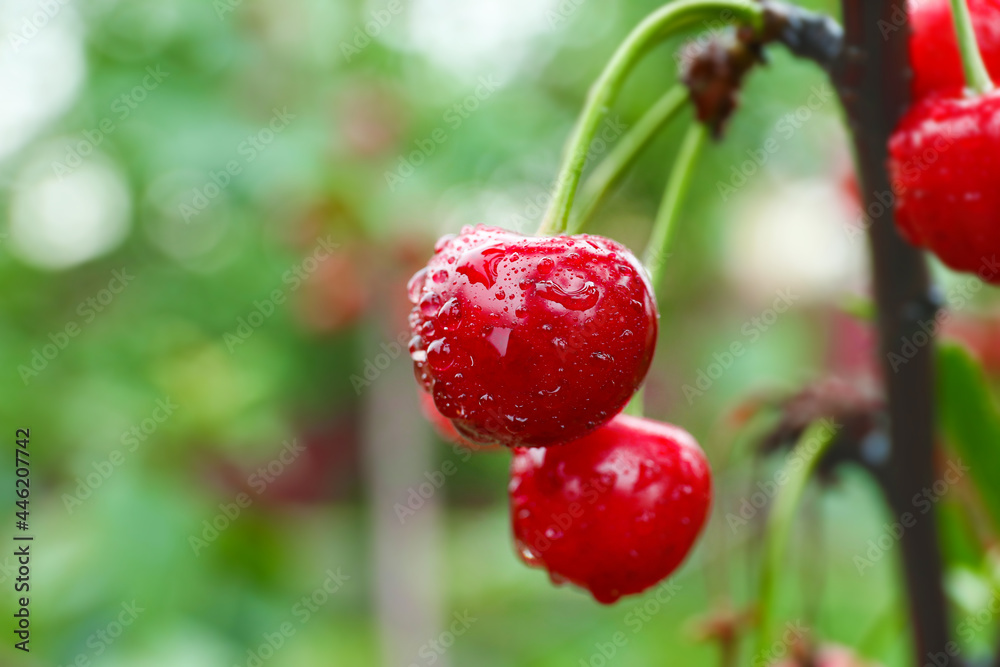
[416,389,499,451]
[407,225,657,448]
[509,414,711,603]
[909,0,1000,101]
[888,91,1000,281]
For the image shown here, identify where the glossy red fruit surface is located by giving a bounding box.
[888,92,1000,281]
[416,389,499,451]
[910,0,1000,101]
[509,414,711,604]
[407,225,657,448]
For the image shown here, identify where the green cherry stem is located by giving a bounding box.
[950,0,995,94]
[567,85,690,235]
[754,420,837,661]
[643,122,707,294]
[536,0,764,237]
[624,121,708,417]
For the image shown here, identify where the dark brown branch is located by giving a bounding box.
[833,1,953,663]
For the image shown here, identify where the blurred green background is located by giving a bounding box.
[1,0,1000,665]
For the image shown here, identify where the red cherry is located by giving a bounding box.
[509,414,711,604]
[407,225,658,448]
[416,389,500,451]
[888,91,1000,281]
[910,0,1000,101]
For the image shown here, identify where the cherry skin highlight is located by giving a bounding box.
[509,414,711,604]
[416,389,499,451]
[407,225,658,448]
[888,91,1000,282]
[909,0,1000,101]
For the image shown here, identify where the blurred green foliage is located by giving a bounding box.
[1,0,999,665]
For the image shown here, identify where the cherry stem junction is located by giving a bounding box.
[950,0,995,94]
[568,85,691,235]
[536,0,764,237]
[623,122,708,417]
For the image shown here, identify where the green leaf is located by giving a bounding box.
[936,342,1000,531]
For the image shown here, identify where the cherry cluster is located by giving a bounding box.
[408,225,711,604]
[889,0,1000,280]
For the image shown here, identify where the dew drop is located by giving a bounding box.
[432,270,449,284]
[535,280,600,311]
[495,289,506,300]
[518,541,539,564]
[407,268,428,303]
[434,234,455,253]
[537,257,555,275]
[437,297,463,331]
[419,292,442,317]
[456,245,505,289]
[426,339,454,371]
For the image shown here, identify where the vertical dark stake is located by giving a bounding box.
[835,1,952,662]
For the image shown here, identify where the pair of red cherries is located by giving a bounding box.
[890,0,1000,279]
[406,0,1000,607]
[408,225,710,604]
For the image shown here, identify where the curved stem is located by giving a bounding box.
[536,0,764,236]
[643,122,707,294]
[950,0,995,94]
[623,122,708,417]
[754,420,837,661]
[567,86,690,235]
